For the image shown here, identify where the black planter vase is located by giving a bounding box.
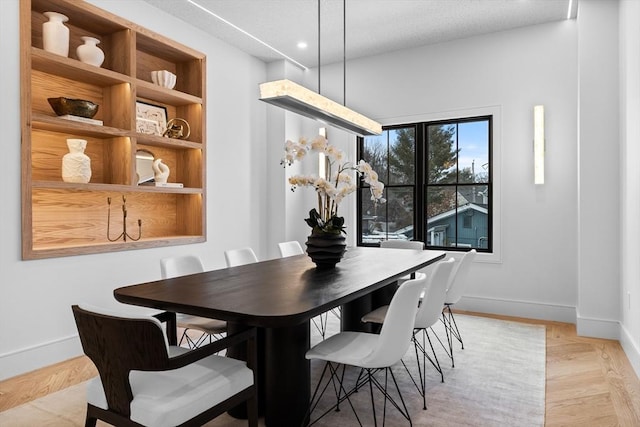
[305,231,347,268]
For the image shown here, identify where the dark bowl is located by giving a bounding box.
[47,97,99,119]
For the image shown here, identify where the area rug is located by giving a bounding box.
[0,314,545,426]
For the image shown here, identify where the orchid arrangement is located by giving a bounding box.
[281,135,385,235]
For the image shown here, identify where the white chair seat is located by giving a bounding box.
[306,331,380,368]
[361,305,389,324]
[87,346,253,427]
[177,313,227,335]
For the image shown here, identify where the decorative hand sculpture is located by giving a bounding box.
[152,158,170,183]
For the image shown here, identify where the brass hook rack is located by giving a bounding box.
[107,195,142,242]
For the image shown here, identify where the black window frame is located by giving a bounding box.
[357,115,493,253]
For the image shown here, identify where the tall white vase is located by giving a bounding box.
[42,12,69,57]
[62,139,91,183]
[77,36,104,67]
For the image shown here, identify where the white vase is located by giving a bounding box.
[42,12,69,57]
[62,139,91,183]
[76,36,104,67]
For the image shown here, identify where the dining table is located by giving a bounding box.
[114,246,445,426]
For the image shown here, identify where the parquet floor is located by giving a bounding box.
[1,312,639,426]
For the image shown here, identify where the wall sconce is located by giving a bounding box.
[534,105,545,185]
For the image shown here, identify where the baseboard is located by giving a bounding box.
[457,296,625,342]
[620,323,640,379]
[0,335,83,381]
[576,314,620,340]
[455,295,577,323]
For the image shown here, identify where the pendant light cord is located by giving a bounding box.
[318,0,347,106]
[318,0,321,94]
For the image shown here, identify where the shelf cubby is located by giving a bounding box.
[21,0,206,259]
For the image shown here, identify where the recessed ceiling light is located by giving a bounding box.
[297,41,308,49]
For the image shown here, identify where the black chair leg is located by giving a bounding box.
[84,405,97,427]
[442,306,463,367]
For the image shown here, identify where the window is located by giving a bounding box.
[358,116,492,252]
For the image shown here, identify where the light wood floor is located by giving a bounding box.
[1,312,639,425]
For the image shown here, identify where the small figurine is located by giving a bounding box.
[163,118,191,139]
[152,158,170,183]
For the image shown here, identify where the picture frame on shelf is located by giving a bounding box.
[136,101,167,136]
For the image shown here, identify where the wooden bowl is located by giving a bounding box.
[47,97,99,118]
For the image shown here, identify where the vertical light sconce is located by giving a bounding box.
[318,127,327,179]
[534,105,545,185]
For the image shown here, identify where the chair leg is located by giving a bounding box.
[425,329,444,382]
[446,305,464,348]
[401,328,445,411]
[247,392,259,427]
[388,367,412,427]
[368,369,378,427]
[178,328,189,347]
[311,312,328,339]
[442,305,463,367]
[367,367,412,426]
[305,362,362,427]
[307,363,413,426]
[84,405,97,427]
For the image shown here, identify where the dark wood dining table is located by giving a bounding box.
[114,246,445,426]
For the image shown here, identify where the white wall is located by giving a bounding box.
[577,0,621,339]
[0,0,268,380]
[299,20,580,322]
[619,0,640,376]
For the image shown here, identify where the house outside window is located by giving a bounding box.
[357,116,492,252]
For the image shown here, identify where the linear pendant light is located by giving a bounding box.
[260,79,381,136]
[259,0,382,137]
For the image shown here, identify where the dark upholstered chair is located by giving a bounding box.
[72,304,258,427]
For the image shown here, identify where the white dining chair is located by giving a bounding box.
[380,240,427,284]
[160,255,227,349]
[224,247,258,267]
[362,257,456,410]
[304,274,428,426]
[442,249,477,367]
[278,240,339,340]
[379,239,424,250]
[278,240,304,257]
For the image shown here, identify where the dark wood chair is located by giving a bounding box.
[72,304,258,427]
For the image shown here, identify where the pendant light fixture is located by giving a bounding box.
[259,0,382,136]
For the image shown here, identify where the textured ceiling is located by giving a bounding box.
[142,0,576,69]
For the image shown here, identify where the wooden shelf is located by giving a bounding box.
[32,181,203,194]
[32,113,130,138]
[31,48,132,86]
[29,236,207,260]
[136,80,202,106]
[21,0,207,259]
